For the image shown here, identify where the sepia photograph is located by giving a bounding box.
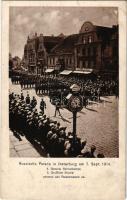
[9,6,119,158]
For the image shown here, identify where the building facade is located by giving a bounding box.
[48,34,79,71]
[23,33,63,74]
[48,21,118,75]
[23,21,118,75]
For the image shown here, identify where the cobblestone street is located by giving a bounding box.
[9,79,119,158]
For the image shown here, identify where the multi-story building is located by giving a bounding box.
[48,34,79,72]
[23,33,64,74]
[48,21,118,76]
[23,21,118,76]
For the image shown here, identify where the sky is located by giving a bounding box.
[9,7,118,58]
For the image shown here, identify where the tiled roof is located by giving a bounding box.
[50,34,79,54]
[95,25,115,40]
[43,36,63,53]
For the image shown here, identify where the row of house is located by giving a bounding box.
[23,21,118,76]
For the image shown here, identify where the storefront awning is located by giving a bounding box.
[73,69,93,74]
[45,69,54,73]
[60,70,72,75]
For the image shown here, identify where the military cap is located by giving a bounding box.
[47,131,53,138]
[81,147,89,155]
[25,107,30,111]
[28,121,32,126]
[38,122,43,127]
[68,135,73,140]
[38,115,43,119]
[27,111,31,115]
[51,133,58,140]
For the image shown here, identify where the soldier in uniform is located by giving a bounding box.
[40,98,46,115]
[25,93,30,105]
[20,91,24,101]
[54,102,61,117]
[31,96,37,109]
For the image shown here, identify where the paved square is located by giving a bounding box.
[9,80,118,157]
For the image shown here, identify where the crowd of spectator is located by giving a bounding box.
[9,72,118,157]
[9,91,104,158]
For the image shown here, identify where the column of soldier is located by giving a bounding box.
[11,74,118,100]
[9,91,104,158]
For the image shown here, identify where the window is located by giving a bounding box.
[89,60,94,68]
[91,61,94,67]
[88,36,92,43]
[32,54,35,62]
[42,52,44,57]
[70,58,72,65]
[83,37,86,44]
[88,48,90,56]
[83,36,87,44]
[66,58,68,65]
[93,47,97,55]
[90,47,93,56]
[82,48,85,55]
[53,57,55,65]
[85,61,88,68]
[85,48,88,56]
[48,58,50,65]
[39,52,44,58]
[77,48,80,55]
[80,61,82,68]
[83,61,85,68]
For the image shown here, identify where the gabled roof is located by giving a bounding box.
[43,36,63,53]
[51,34,79,54]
